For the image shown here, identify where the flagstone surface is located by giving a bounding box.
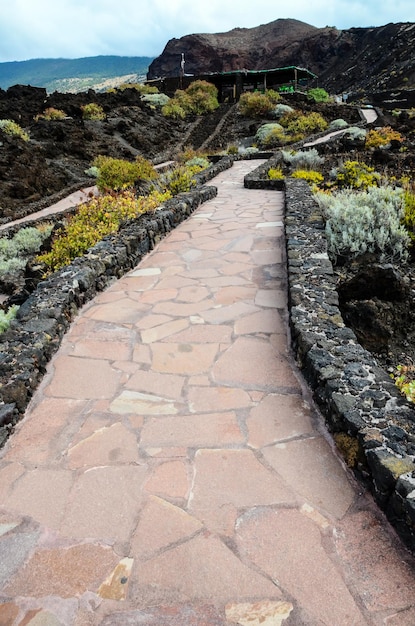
[1,161,415,624]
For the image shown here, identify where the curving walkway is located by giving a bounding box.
[1,161,415,625]
[0,187,98,233]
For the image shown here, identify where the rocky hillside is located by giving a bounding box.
[148,18,415,95]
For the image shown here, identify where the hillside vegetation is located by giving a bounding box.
[0,56,154,93]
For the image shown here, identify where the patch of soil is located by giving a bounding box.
[335,257,415,372]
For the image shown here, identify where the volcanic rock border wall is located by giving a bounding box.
[0,156,234,445]
[245,168,415,552]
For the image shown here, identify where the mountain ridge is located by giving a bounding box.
[0,55,155,92]
[147,18,415,94]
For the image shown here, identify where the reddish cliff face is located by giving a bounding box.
[147,18,415,94]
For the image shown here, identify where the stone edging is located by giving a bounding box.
[0,156,234,444]
[245,164,415,552]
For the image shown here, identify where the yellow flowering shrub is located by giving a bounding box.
[37,190,170,272]
[292,170,324,185]
[268,168,284,180]
[365,126,404,148]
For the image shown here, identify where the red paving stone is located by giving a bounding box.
[1,160,415,625]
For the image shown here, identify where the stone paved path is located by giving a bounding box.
[1,161,415,625]
[0,187,98,233]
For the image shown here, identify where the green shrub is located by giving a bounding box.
[177,146,208,163]
[162,80,219,118]
[35,107,67,121]
[85,166,100,178]
[285,111,328,135]
[161,100,186,119]
[141,93,170,107]
[227,145,239,155]
[307,88,330,103]
[239,91,280,117]
[273,104,295,119]
[81,103,105,121]
[402,188,415,245]
[0,226,52,261]
[268,168,284,180]
[315,186,410,262]
[92,155,158,192]
[0,119,29,141]
[328,119,349,130]
[165,166,196,195]
[238,146,259,155]
[342,126,367,142]
[0,225,54,283]
[0,258,26,282]
[184,157,210,170]
[37,190,170,272]
[281,149,325,170]
[279,109,302,128]
[119,83,159,94]
[392,364,415,403]
[0,305,19,334]
[255,123,284,146]
[333,160,380,190]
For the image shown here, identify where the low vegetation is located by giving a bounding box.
[392,364,415,403]
[307,88,331,103]
[36,190,170,272]
[365,126,404,148]
[267,168,284,180]
[238,90,281,117]
[281,148,325,170]
[91,155,158,192]
[0,119,29,141]
[0,305,19,333]
[315,186,410,263]
[34,107,67,121]
[254,111,328,147]
[330,160,381,190]
[162,80,219,119]
[81,103,106,121]
[0,225,53,283]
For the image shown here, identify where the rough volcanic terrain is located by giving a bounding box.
[148,18,415,96]
[2,84,415,387]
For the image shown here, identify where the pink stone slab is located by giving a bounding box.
[44,356,121,400]
[262,436,356,518]
[131,534,281,605]
[144,460,190,499]
[247,393,314,448]
[236,508,366,625]
[140,412,244,449]
[3,469,73,529]
[59,465,147,541]
[130,496,202,561]
[4,543,119,598]
[213,336,298,390]
[188,386,252,412]
[151,343,219,375]
[66,423,139,469]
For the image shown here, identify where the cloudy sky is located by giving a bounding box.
[0,0,414,63]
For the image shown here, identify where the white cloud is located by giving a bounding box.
[0,0,414,62]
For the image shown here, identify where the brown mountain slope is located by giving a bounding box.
[148,19,415,94]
